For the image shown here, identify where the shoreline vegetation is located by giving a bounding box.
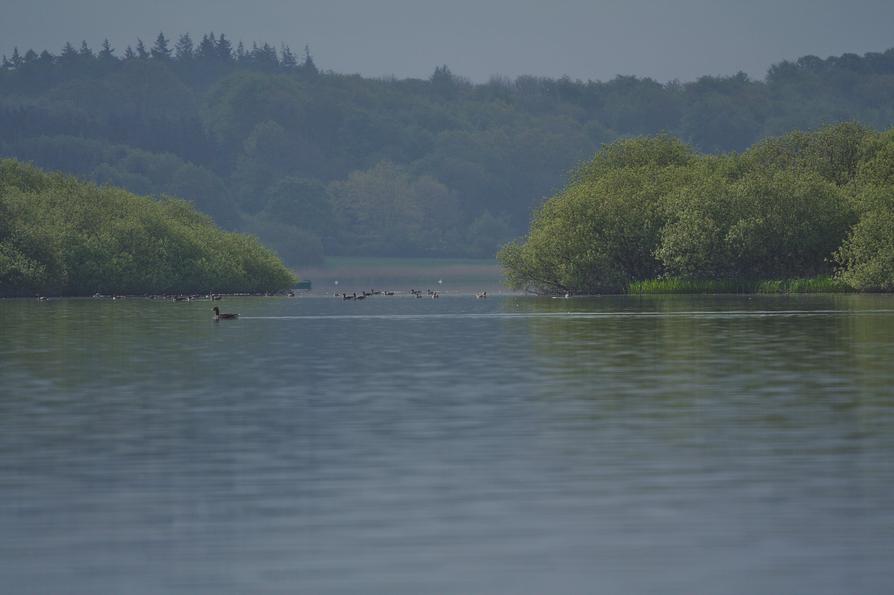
[0,160,297,297]
[626,276,854,295]
[499,124,894,296]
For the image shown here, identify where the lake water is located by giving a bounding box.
[1,294,893,594]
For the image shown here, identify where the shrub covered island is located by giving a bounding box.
[499,124,894,294]
[0,160,297,296]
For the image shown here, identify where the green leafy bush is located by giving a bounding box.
[0,159,296,296]
[501,125,894,293]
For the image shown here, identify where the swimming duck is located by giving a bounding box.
[212,306,238,320]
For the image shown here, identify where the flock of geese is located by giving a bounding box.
[34,287,490,321]
[336,288,488,301]
[337,289,395,300]
[211,288,488,319]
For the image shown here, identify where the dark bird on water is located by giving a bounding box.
[212,306,239,320]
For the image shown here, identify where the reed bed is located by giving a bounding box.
[628,276,853,294]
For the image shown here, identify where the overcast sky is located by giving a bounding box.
[2,0,893,82]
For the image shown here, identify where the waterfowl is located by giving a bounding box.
[212,306,238,320]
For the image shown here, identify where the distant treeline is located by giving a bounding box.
[499,124,894,294]
[0,159,296,296]
[2,34,894,263]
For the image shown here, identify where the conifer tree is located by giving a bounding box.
[281,44,297,69]
[264,43,279,67]
[249,42,278,70]
[59,42,78,65]
[196,33,216,61]
[302,44,318,75]
[98,39,115,61]
[216,34,234,62]
[151,32,172,60]
[175,33,194,61]
[10,47,23,68]
[78,41,94,60]
[123,45,136,60]
[135,38,149,60]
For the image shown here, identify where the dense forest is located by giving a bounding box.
[499,124,894,294]
[2,34,894,264]
[0,159,296,296]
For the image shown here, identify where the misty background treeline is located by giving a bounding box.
[2,33,894,264]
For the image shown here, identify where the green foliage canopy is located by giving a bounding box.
[500,124,894,293]
[0,159,296,296]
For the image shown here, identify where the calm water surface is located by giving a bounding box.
[1,294,893,594]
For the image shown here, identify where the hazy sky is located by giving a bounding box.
[2,0,893,82]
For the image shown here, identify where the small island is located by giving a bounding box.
[0,159,297,297]
[499,123,894,294]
